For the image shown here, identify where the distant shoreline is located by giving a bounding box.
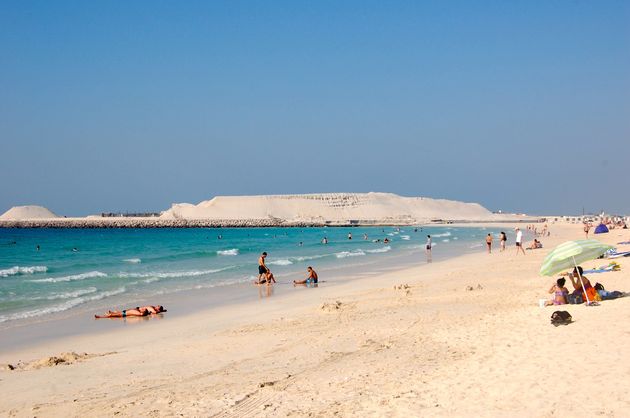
[0,217,540,228]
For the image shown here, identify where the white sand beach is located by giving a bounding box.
[1,222,629,417]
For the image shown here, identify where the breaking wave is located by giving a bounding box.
[0,266,48,277]
[30,271,108,283]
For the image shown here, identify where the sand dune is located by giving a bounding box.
[0,205,59,220]
[161,192,501,222]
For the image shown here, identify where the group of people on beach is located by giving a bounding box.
[545,266,623,306]
[256,251,318,286]
[483,228,534,255]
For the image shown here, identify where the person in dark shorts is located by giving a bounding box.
[257,252,275,285]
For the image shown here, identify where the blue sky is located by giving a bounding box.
[1,1,629,216]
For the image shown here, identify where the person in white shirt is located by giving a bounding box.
[515,227,526,255]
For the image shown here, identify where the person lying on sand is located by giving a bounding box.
[294,266,318,285]
[94,305,166,318]
[138,305,167,314]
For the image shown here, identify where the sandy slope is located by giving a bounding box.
[0,205,59,220]
[1,223,629,417]
[160,192,501,222]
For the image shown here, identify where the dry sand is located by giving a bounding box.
[160,192,500,222]
[1,223,629,417]
[0,205,59,220]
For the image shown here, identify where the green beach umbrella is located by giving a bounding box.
[540,239,613,304]
[539,240,613,276]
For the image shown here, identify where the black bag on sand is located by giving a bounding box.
[550,311,572,327]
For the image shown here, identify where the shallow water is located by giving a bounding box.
[0,226,494,326]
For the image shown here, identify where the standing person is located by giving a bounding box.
[348,232,352,240]
[363,233,368,240]
[499,231,507,252]
[486,233,493,254]
[426,235,432,262]
[321,237,328,244]
[258,252,270,283]
[515,228,526,255]
[583,222,590,239]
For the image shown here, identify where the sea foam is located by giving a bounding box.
[118,266,235,280]
[367,246,392,254]
[217,249,239,256]
[268,259,293,266]
[0,287,126,323]
[0,266,48,277]
[336,250,366,258]
[123,258,142,264]
[30,271,108,283]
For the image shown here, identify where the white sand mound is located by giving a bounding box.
[0,205,60,220]
[161,192,496,222]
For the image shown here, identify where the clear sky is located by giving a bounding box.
[1,1,629,216]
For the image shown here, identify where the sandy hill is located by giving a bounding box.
[0,205,60,220]
[160,193,497,222]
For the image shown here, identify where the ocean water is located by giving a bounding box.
[0,226,496,326]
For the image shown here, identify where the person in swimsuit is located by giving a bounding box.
[583,223,590,239]
[257,252,269,283]
[499,232,507,252]
[139,305,167,314]
[294,266,318,285]
[95,307,148,319]
[486,233,493,253]
[568,266,598,303]
[545,278,569,306]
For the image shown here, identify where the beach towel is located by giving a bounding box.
[583,262,620,274]
[606,251,630,259]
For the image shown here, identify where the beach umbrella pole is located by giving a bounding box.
[572,256,591,305]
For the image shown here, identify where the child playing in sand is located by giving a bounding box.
[545,278,569,306]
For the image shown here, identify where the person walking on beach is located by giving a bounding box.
[426,235,432,262]
[486,233,493,254]
[583,222,590,239]
[515,228,526,255]
[499,231,507,252]
[258,252,270,284]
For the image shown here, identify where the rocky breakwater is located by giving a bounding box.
[0,218,330,228]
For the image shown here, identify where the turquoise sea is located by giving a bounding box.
[0,226,495,327]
